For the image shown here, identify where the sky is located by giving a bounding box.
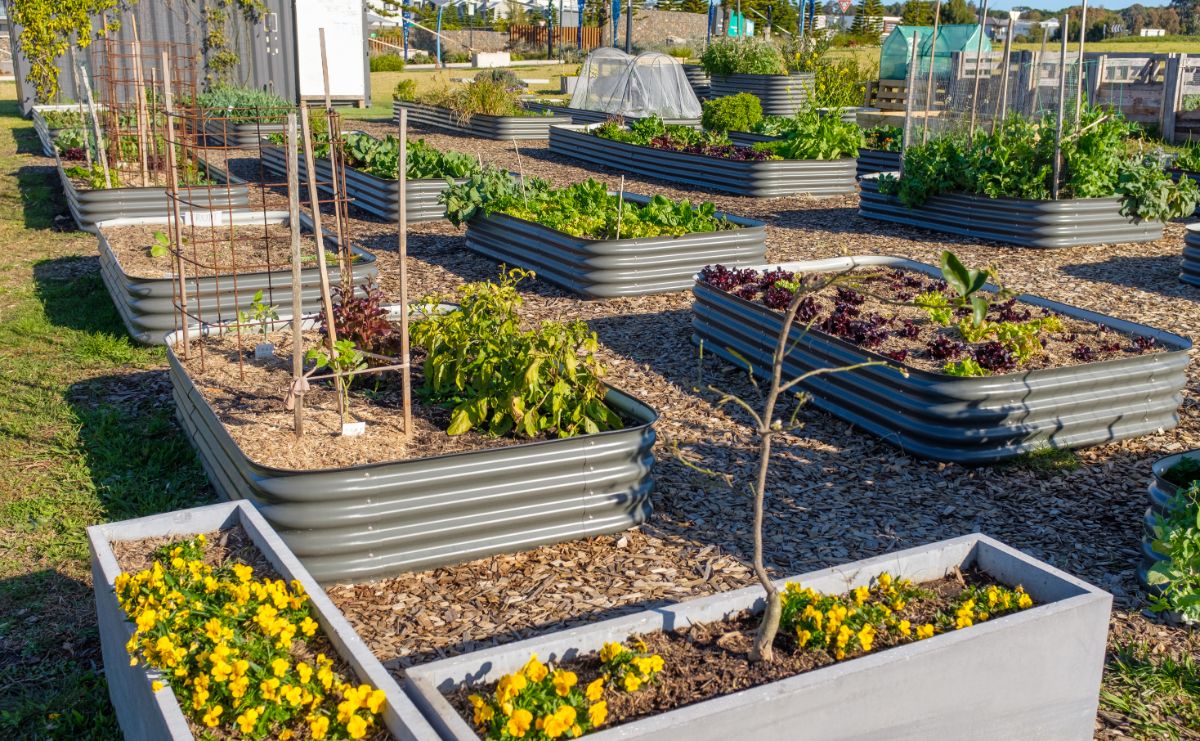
[986,0,1173,9]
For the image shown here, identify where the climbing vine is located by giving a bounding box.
[10,0,265,102]
[10,0,128,102]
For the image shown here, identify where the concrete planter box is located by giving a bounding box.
[692,255,1190,464]
[166,322,659,583]
[57,156,252,234]
[682,64,710,99]
[465,193,766,297]
[859,173,1164,249]
[522,101,700,127]
[472,51,511,68]
[96,210,379,345]
[549,124,855,198]
[202,117,286,148]
[406,533,1112,740]
[708,72,813,116]
[393,100,571,140]
[1182,224,1200,287]
[261,143,459,222]
[88,500,440,741]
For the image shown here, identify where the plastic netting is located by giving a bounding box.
[569,48,702,119]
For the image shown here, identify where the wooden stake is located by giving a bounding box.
[513,138,528,208]
[162,52,188,353]
[299,104,345,421]
[902,29,922,156]
[1031,29,1049,114]
[286,113,305,436]
[69,47,92,167]
[78,61,111,188]
[1052,14,1068,201]
[615,175,625,240]
[398,108,412,439]
[317,29,350,286]
[967,0,990,137]
[1074,0,1088,124]
[130,16,150,187]
[991,17,1015,134]
[920,0,943,145]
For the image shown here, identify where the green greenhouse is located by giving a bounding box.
[879,24,992,80]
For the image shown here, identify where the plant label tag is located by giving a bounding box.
[254,342,274,360]
[187,211,216,228]
[342,422,366,437]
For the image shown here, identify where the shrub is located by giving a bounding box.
[701,93,763,133]
[810,57,872,109]
[370,53,406,72]
[392,79,417,101]
[666,46,694,59]
[473,68,526,91]
[754,108,862,160]
[700,37,787,76]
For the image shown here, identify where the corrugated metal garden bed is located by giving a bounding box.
[708,72,813,116]
[203,118,286,148]
[521,101,701,127]
[261,143,458,222]
[859,173,1164,248]
[1182,224,1200,287]
[393,100,571,140]
[682,64,710,99]
[97,210,379,344]
[57,156,252,233]
[548,124,855,198]
[728,129,899,179]
[31,105,80,157]
[166,317,660,583]
[464,193,766,297]
[691,255,1190,464]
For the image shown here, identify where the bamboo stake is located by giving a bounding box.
[398,107,412,439]
[68,47,92,167]
[513,139,528,208]
[921,0,943,145]
[317,28,349,285]
[1052,14,1068,201]
[162,52,188,354]
[1075,0,1088,124]
[991,16,1015,134]
[615,175,625,240]
[902,29,922,156]
[78,62,111,189]
[286,113,305,436]
[967,0,990,137]
[130,16,150,187]
[299,104,345,421]
[1031,29,1049,115]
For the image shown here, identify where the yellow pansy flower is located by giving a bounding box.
[585,677,604,702]
[507,708,533,738]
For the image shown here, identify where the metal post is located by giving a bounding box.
[991,16,1014,133]
[902,29,922,156]
[436,6,444,67]
[579,0,585,49]
[398,108,412,438]
[798,0,805,37]
[967,0,990,136]
[1074,0,1088,123]
[624,0,632,53]
[403,11,409,59]
[612,0,620,48]
[1052,13,1068,200]
[548,6,555,58]
[921,0,943,144]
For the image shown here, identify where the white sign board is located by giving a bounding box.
[296,0,366,101]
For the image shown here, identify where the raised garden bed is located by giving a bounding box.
[708,72,813,116]
[1183,224,1200,287]
[31,104,87,157]
[548,124,855,198]
[87,499,440,740]
[406,533,1111,739]
[691,255,1190,464]
[203,117,286,148]
[57,156,251,233]
[682,64,710,99]
[728,130,898,179]
[464,192,766,298]
[166,318,659,583]
[393,99,572,140]
[1170,167,1200,216]
[522,101,701,127]
[260,143,460,222]
[859,173,1164,249]
[96,210,378,344]
[1139,451,1190,594]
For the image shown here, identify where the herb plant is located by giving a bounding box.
[307,339,366,425]
[1175,143,1200,173]
[339,132,476,181]
[196,84,290,124]
[594,116,776,161]
[1148,481,1200,623]
[410,269,622,438]
[237,290,280,336]
[150,230,171,259]
[700,93,763,133]
[700,37,788,76]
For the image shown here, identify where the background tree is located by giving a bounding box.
[850,0,885,36]
[1170,0,1198,33]
[901,0,933,25]
[939,0,977,25]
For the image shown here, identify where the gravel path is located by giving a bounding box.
[296,120,1198,736]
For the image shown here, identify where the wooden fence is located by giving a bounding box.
[509,25,602,50]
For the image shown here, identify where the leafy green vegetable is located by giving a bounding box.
[701,93,763,133]
[863,125,903,152]
[340,132,476,181]
[700,37,787,76]
[411,269,622,438]
[195,84,290,124]
[753,109,861,160]
[1148,481,1200,624]
[441,167,733,240]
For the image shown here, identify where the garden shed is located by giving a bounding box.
[879,24,991,80]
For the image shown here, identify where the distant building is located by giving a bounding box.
[1139,28,1166,37]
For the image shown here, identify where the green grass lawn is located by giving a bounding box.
[0,80,213,737]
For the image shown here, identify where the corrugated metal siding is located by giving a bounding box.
[394,100,572,140]
[859,174,1165,248]
[549,124,856,198]
[856,149,901,178]
[522,102,701,128]
[1182,224,1200,287]
[465,194,766,297]
[681,64,710,99]
[203,119,286,148]
[57,156,251,232]
[691,255,1191,464]
[166,319,659,583]
[96,211,379,344]
[9,0,309,114]
[260,144,456,222]
[709,73,813,116]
